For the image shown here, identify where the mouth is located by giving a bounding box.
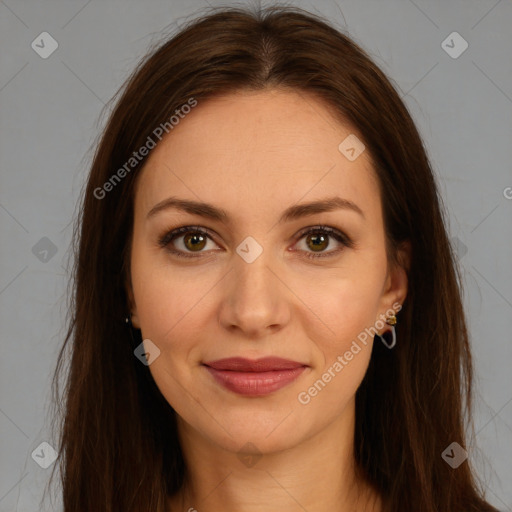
[202,357,308,396]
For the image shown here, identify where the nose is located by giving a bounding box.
[217,247,291,339]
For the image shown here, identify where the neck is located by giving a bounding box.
[167,398,382,512]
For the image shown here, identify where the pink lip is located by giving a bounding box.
[203,357,308,396]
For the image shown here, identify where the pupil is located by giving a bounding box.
[309,234,327,251]
[185,233,206,251]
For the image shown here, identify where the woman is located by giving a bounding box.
[50,5,499,511]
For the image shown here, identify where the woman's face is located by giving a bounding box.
[128,88,407,454]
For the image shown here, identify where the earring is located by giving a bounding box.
[125,314,139,328]
[377,313,397,349]
[125,315,141,348]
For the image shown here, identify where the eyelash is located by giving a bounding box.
[157,224,354,260]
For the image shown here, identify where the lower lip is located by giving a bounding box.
[204,366,307,396]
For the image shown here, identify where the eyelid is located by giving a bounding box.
[158,225,217,248]
[290,225,354,259]
[158,224,353,259]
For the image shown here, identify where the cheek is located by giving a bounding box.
[130,251,228,411]
[304,280,379,387]
[134,277,214,359]
[291,256,387,408]
[132,244,388,350]
[130,251,211,406]
[130,241,211,338]
[293,258,388,346]
[295,276,381,415]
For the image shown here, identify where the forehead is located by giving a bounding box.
[134,88,380,221]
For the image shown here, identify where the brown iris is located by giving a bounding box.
[306,232,328,252]
[184,232,207,251]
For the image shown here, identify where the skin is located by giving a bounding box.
[127,88,409,512]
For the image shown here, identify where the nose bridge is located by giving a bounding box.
[218,235,290,335]
[234,244,272,293]
[232,237,277,306]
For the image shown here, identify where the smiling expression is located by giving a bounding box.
[127,87,408,453]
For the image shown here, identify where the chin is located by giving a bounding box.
[175,399,315,456]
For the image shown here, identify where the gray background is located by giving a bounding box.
[1,0,511,510]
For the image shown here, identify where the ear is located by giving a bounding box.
[379,240,410,314]
[125,272,141,329]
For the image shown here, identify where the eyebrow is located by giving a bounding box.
[146,195,365,223]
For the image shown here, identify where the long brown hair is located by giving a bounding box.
[49,5,498,511]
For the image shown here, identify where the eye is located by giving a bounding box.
[158,225,220,259]
[292,225,354,260]
[158,224,353,260]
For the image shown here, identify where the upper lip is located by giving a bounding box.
[203,357,307,372]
